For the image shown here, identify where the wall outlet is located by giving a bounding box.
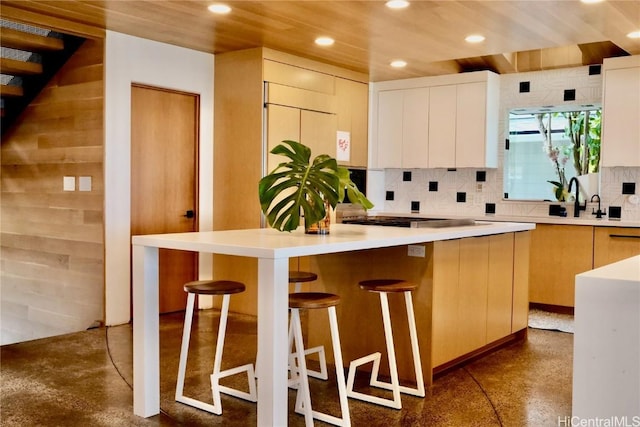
[79,176,92,191]
[63,176,75,191]
[407,245,425,257]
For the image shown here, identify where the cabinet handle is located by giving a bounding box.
[609,234,640,239]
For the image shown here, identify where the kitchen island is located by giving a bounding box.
[132,221,534,425]
[573,255,640,419]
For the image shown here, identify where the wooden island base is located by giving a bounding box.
[303,231,531,386]
[433,329,527,378]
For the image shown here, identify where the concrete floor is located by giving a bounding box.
[0,309,572,426]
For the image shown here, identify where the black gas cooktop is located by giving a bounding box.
[341,216,435,227]
[341,216,479,228]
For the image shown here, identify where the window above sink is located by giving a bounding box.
[504,105,601,201]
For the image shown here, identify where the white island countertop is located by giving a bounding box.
[131,220,535,424]
[132,221,536,259]
[573,255,640,420]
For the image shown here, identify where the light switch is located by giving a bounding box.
[63,176,75,191]
[79,176,92,192]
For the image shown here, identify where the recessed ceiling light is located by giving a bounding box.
[465,34,485,43]
[315,37,335,46]
[627,30,640,39]
[386,0,410,9]
[390,60,407,68]
[208,3,231,14]
[580,0,604,3]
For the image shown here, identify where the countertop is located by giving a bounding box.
[132,221,536,258]
[576,254,640,282]
[376,212,640,228]
[573,255,640,419]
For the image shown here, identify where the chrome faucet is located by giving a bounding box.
[590,194,607,219]
[568,177,586,217]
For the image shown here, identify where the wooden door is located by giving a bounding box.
[131,84,198,314]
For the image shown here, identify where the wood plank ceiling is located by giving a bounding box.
[1,0,639,81]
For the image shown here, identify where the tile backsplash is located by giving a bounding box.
[380,167,640,221]
[374,65,640,222]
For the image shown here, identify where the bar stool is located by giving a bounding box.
[346,279,425,410]
[289,271,327,381]
[255,270,327,381]
[175,280,257,415]
[289,292,350,427]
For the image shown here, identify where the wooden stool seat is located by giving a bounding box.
[184,280,245,295]
[359,279,417,293]
[289,271,318,284]
[289,292,340,309]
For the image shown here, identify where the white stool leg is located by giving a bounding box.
[293,306,351,427]
[368,292,425,397]
[369,292,424,397]
[404,291,425,397]
[209,294,229,413]
[346,290,425,408]
[175,293,224,414]
[376,292,402,408]
[291,308,314,427]
[327,306,351,426]
[211,294,257,404]
[288,282,328,382]
[346,292,402,409]
[176,293,256,415]
[175,293,195,402]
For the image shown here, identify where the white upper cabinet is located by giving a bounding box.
[371,71,499,169]
[402,87,430,168]
[427,85,457,168]
[375,88,429,168]
[376,90,404,168]
[600,55,640,167]
[456,79,499,168]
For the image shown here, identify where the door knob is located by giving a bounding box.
[183,210,195,219]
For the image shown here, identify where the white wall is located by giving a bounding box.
[104,32,214,325]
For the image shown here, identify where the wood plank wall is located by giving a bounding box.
[0,39,104,345]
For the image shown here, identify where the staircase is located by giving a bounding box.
[0,19,85,137]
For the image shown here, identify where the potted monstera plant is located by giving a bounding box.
[259,140,373,233]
